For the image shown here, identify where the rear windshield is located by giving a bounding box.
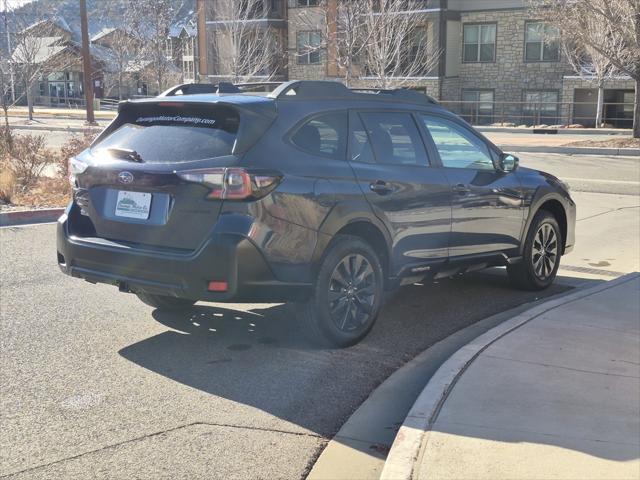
[92,104,240,163]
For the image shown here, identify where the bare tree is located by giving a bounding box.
[131,0,184,94]
[295,0,372,87]
[6,4,80,121]
[360,0,442,89]
[531,0,640,138]
[9,19,52,121]
[561,29,621,128]
[0,60,13,152]
[211,0,283,83]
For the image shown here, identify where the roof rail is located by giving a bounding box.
[269,80,438,105]
[160,83,222,96]
[268,80,351,99]
[159,80,439,106]
[350,88,439,105]
[160,82,284,96]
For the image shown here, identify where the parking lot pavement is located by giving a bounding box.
[1,152,636,478]
[0,224,570,479]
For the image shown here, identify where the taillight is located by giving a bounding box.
[176,168,282,200]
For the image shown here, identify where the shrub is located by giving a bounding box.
[0,159,15,204]
[0,125,13,158]
[6,133,50,188]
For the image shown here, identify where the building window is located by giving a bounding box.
[297,31,321,64]
[183,37,194,57]
[461,90,494,125]
[297,0,319,6]
[463,24,496,63]
[525,22,559,62]
[165,39,173,59]
[408,27,427,64]
[523,90,558,125]
[183,60,195,81]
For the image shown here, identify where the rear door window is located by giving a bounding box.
[358,112,429,166]
[92,105,240,163]
[291,112,347,158]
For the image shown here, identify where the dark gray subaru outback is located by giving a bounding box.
[57,80,575,347]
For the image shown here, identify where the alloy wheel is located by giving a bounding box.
[532,223,558,280]
[327,254,377,332]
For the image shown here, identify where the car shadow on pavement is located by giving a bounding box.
[118,270,579,441]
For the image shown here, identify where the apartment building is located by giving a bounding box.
[197,0,635,127]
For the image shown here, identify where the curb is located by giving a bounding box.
[498,145,640,156]
[7,111,116,119]
[477,126,630,135]
[0,208,65,227]
[379,272,640,480]
[9,125,104,133]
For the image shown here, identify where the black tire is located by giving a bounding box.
[136,292,195,310]
[508,210,562,291]
[296,235,384,348]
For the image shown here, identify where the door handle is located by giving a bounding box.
[453,183,471,195]
[370,180,394,195]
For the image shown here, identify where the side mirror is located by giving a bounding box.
[496,153,519,173]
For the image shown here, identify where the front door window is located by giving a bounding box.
[420,115,494,170]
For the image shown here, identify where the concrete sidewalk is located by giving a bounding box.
[383,273,640,480]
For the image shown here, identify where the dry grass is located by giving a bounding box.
[10,176,71,208]
[565,137,640,148]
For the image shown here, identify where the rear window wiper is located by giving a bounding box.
[106,148,144,163]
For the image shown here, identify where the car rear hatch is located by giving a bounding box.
[70,96,276,251]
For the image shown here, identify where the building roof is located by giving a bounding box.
[21,16,72,35]
[91,27,117,43]
[11,36,67,64]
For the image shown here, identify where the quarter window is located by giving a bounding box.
[297,31,321,64]
[463,24,496,62]
[525,22,559,62]
[359,112,429,166]
[421,115,494,170]
[291,112,347,158]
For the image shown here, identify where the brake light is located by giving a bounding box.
[176,168,281,200]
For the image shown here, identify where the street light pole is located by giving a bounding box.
[79,0,96,125]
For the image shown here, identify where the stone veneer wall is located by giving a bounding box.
[287,6,328,81]
[444,9,573,124]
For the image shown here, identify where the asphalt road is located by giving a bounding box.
[1,152,638,479]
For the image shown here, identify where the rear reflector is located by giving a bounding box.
[207,281,228,292]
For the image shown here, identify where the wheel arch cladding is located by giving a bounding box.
[333,221,390,276]
[538,199,568,254]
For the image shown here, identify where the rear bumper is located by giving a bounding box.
[56,209,311,303]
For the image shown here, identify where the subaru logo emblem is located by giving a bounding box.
[118,171,134,184]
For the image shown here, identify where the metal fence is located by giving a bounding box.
[10,95,635,128]
[439,100,634,128]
